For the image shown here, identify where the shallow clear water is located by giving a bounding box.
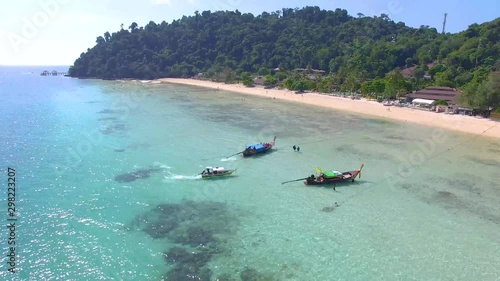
[1,66,499,280]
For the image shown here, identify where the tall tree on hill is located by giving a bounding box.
[413,67,425,89]
[460,72,500,110]
[384,70,406,98]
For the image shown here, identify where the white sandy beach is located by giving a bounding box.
[158,78,500,139]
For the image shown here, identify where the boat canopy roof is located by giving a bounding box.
[206,166,224,171]
[246,143,265,150]
[323,171,342,178]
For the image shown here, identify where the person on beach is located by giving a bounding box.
[297,146,300,152]
[293,145,296,151]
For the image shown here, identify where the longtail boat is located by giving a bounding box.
[200,167,236,178]
[242,136,276,157]
[304,164,364,186]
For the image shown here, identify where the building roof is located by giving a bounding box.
[293,68,326,73]
[407,86,461,104]
[412,98,435,105]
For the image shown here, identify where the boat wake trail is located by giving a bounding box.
[220,157,237,162]
[153,161,172,170]
[164,173,202,180]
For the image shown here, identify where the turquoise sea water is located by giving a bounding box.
[1,66,499,281]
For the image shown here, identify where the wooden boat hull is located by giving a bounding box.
[304,165,364,186]
[201,170,235,178]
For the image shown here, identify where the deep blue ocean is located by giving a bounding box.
[1,66,499,280]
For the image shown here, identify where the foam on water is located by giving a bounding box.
[164,174,202,180]
[221,156,237,162]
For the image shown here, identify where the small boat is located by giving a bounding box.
[201,167,235,178]
[304,164,364,186]
[242,136,276,157]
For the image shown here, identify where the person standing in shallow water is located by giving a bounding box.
[297,146,300,152]
[293,145,296,151]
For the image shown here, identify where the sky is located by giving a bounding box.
[0,0,498,66]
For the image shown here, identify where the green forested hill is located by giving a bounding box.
[68,6,499,107]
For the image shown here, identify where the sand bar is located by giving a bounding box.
[158,78,500,139]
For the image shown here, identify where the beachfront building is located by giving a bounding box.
[194,73,204,79]
[407,86,461,105]
[253,76,266,85]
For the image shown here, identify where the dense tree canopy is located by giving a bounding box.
[68,6,499,108]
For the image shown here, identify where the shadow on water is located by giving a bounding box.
[114,167,164,183]
[111,143,152,153]
[322,202,340,213]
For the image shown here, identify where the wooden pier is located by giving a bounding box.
[41,70,67,76]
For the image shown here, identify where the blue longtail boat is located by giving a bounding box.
[242,136,276,157]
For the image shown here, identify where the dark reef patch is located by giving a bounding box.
[98,117,117,121]
[132,201,233,240]
[487,148,500,154]
[240,267,277,281]
[386,135,408,141]
[114,168,163,183]
[215,273,238,281]
[178,226,215,247]
[432,190,461,207]
[163,246,217,281]
[398,177,500,225]
[335,144,391,160]
[465,156,500,167]
[101,123,127,135]
[97,109,124,114]
[439,174,483,195]
[113,143,152,153]
[128,143,152,150]
[130,201,238,281]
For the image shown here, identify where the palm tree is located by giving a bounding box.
[129,22,138,32]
